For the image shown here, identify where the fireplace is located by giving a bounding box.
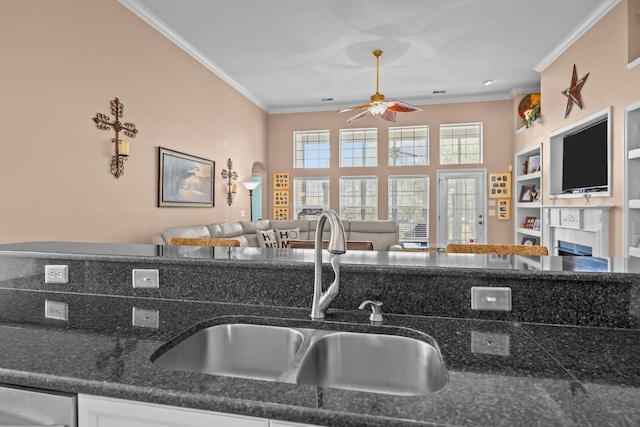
[543,206,612,257]
[557,241,592,256]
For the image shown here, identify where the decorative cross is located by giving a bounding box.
[93,97,139,178]
[221,158,238,206]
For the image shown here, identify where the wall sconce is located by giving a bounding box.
[221,158,238,206]
[92,97,139,178]
[241,181,261,221]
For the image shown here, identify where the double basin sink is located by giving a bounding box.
[151,317,448,396]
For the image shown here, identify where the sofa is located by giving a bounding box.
[152,219,403,251]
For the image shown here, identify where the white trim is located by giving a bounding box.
[628,56,640,70]
[118,0,267,111]
[535,0,621,73]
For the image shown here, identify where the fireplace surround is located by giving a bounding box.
[543,206,612,257]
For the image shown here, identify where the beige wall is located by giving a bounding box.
[268,100,515,244]
[515,0,640,256]
[1,0,268,244]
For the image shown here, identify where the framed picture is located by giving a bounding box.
[527,155,540,174]
[522,237,539,246]
[497,199,510,220]
[524,216,537,228]
[519,184,536,202]
[158,147,214,207]
[533,219,541,229]
[488,172,511,199]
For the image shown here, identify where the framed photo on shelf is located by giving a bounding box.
[488,172,511,199]
[524,216,537,228]
[522,237,539,246]
[519,184,536,202]
[533,219,541,230]
[527,155,541,174]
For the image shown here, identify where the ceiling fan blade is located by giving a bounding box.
[339,103,373,113]
[386,101,422,113]
[346,109,371,123]
[379,109,397,122]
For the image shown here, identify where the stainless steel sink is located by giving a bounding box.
[152,323,304,381]
[152,320,448,396]
[295,331,448,395]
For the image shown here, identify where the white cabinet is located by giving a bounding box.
[78,394,324,427]
[78,394,268,427]
[624,101,640,257]
[514,144,542,245]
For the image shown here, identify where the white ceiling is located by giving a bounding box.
[121,0,612,114]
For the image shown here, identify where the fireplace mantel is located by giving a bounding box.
[542,205,613,257]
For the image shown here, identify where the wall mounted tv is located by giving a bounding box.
[548,107,611,199]
[561,119,608,193]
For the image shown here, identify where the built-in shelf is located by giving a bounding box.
[514,144,542,245]
[517,228,541,238]
[624,100,640,257]
[629,148,640,159]
[516,171,541,182]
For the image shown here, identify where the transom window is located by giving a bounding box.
[439,123,483,165]
[388,175,429,241]
[388,126,429,166]
[340,128,378,167]
[339,176,378,220]
[293,177,330,220]
[294,130,330,169]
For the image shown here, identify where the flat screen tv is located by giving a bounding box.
[561,119,608,193]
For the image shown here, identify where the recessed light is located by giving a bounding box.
[483,80,494,86]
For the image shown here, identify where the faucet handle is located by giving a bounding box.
[359,300,384,323]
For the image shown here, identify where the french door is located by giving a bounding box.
[436,170,486,245]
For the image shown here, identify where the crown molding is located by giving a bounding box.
[118,0,267,111]
[535,0,621,73]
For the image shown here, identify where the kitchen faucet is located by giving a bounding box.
[310,209,347,320]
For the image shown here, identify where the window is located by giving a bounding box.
[294,130,330,168]
[293,177,330,220]
[388,176,429,241]
[439,123,483,165]
[388,126,429,166]
[340,128,377,167]
[339,176,378,220]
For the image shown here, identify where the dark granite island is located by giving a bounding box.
[0,241,639,426]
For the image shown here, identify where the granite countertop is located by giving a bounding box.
[3,241,640,274]
[0,288,639,426]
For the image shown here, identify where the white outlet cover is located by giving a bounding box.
[45,300,68,321]
[45,265,69,284]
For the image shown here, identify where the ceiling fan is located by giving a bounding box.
[339,50,422,124]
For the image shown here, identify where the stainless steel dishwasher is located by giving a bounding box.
[0,383,76,427]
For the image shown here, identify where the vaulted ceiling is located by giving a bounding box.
[121,0,610,113]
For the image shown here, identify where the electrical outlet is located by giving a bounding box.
[132,269,159,288]
[45,300,68,321]
[45,265,68,284]
[471,331,511,356]
[132,307,159,328]
[471,286,512,311]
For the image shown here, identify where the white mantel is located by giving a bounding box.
[542,205,613,257]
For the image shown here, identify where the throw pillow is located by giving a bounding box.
[257,229,278,248]
[275,228,301,249]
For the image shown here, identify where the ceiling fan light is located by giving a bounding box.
[370,102,387,116]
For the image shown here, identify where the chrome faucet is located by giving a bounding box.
[310,209,347,320]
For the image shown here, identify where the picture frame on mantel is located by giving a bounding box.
[158,147,215,207]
